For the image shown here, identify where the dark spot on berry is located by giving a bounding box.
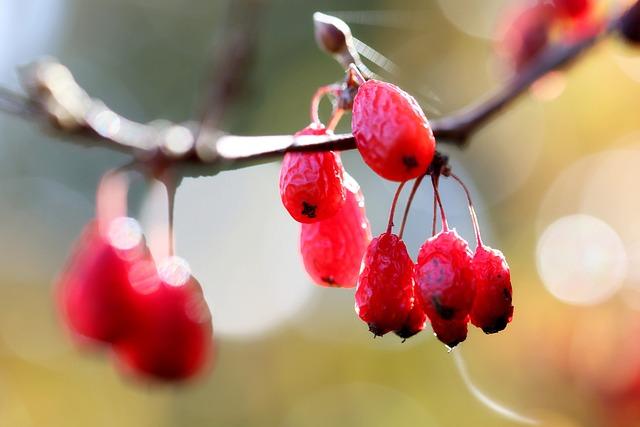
[394,326,419,340]
[425,266,447,286]
[402,155,418,170]
[322,276,336,286]
[368,323,386,337]
[431,295,455,320]
[301,202,317,218]
[502,287,512,303]
[482,316,509,334]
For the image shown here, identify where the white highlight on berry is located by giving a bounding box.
[452,349,539,425]
[537,214,627,305]
[107,217,143,251]
[158,256,192,287]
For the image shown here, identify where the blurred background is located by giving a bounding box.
[0,0,639,426]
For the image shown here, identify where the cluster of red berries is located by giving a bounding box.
[353,80,513,347]
[280,71,513,348]
[496,0,601,71]
[57,174,213,382]
[280,124,372,288]
[52,1,639,378]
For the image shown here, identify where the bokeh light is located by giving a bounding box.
[436,0,509,39]
[0,0,639,426]
[536,214,627,305]
[0,0,67,89]
[140,166,316,340]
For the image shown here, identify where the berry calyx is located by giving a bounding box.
[470,245,514,334]
[300,173,372,287]
[114,256,214,381]
[279,124,346,223]
[56,217,149,345]
[351,80,436,182]
[355,232,415,336]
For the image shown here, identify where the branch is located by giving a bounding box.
[196,0,264,134]
[0,3,635,177]
[432,14,619,143]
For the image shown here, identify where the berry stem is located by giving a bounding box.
[399,174,425,239]
[431,175,448,232]
[96,169,127,228]
[450,173,483,247]
[386,181,407,235]
[432,187,438,236]
[326,108,344,132]
[347,64,367,86]
[96,163,136,233]
[310,84,340,126]
[159,172,178,257]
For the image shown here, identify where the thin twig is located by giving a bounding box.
[0,3,634,178]
[196,0,263,136]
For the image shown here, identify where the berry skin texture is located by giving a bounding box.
[355,233,414,336]
[279,125,346,223]
[351,80,436,182]
[114,257,214,382]
[300,173,372,287]
[394,300,427,340]
[414,230,475,344]
[470,245,514,334]
[56,218,149,345]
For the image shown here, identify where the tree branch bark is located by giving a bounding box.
[0,3,634,177]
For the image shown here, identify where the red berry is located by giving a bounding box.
[114,256,214,381]
[552,0,593,19]
[355,233,414,336]
[300,173,372,287]
[351,80,436,182]
[430,318,468,349]
[394,298,427,340]
[496,2,552,71]
[279,125,346,223]
[470,245,514,334]
[56,218,149,345]
[414,230,475,345]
